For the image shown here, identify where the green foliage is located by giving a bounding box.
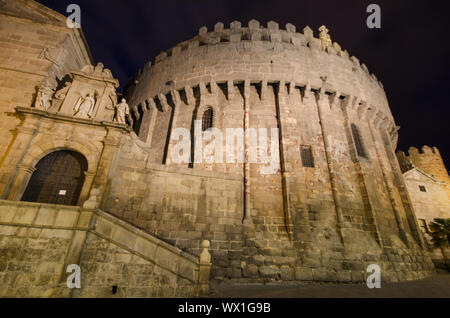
[428,218,450,249]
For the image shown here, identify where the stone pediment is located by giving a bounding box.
[31,63,131,126]
[0,0,66,25]
[73,63,117,83]
[403,167,440,184]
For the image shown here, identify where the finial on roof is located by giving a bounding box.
[318,25,332,51]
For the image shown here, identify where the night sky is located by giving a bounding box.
[38,0,450,166]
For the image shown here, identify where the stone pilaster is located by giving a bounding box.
[0,114,41,200]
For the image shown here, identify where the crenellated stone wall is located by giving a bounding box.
[0,1,437,292]
[91,19,435,284]
[397,146,450,200]
[104,84,434,284]
[396,146,450,266]
[124,20,397,149]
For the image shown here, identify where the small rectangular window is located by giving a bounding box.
[351,124,367,158]
[301,145,314,168]
[419,185,426,192]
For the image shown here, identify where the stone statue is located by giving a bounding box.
[93,62,104,76]
[54,81,71,100]
[114,98,130,124]
[81,62,113,79]
[52,81,72,111]
[34,85,54,110]
[319,25,332,51]
[73,92,96,118]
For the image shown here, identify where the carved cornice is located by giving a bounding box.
[15,106,132,133]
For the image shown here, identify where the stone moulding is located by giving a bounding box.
[14,106,132,132]
[129,80,398,149]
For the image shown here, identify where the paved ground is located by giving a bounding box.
[210,271,450,298]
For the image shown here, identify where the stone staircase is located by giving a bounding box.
[0,198,211,297]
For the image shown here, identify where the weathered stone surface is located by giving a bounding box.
[312,268,337,282]
[397,147,450,264]
[295,267,313,281]
[0,0,440,297]
[280,266,295,281]
[337,270,352,282]
[0,201,207,297]
[243,264,259,277]
[259,265,280,279]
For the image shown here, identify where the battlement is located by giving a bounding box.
[397,145,442,158]
[124,19,397,149]
[129,20,382,90]
[397,146,448,182]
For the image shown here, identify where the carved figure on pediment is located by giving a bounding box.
[34,85,54,110]
[54,81,72,100]
[73,92,96,118]
[114,98,130,124]
[105,92,117,110]
[94,62,104,76]
[80,63,113,78]
[80,65,95,74]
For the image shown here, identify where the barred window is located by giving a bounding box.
[351,124,367,158]
[202,108,213,131]
[301,145,314,168]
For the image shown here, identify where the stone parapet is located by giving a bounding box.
[125,21,396,148]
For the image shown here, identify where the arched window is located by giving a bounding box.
[202,107,213,131]
[351,124,367,158]
[21,150,88,206]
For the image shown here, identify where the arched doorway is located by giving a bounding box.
[21,150,88,205]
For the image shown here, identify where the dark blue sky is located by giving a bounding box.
[38,0,450,165]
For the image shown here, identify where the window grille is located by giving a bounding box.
[301,145,314,168]
[202,108,213,131]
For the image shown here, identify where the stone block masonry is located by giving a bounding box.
[397,146,450,200]
[0,0,438,294]
[111,19,436,284]
[397,146,450,266]
[0,200,210,297]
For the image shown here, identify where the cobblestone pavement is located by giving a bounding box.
[210,272,450,298]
